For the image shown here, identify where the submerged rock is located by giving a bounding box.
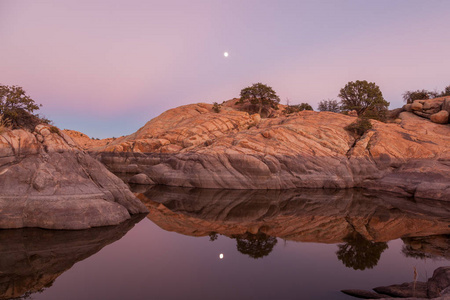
[0,125,148,229]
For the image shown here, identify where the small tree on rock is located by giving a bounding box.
[440,85,450,97]
[284,102,313,114]
[402,89,437,104]
[238,83,280,116]
[318,99,341,113]
[338,80,389,118]
[0,85,46,129]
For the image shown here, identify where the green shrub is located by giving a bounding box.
[49,126,60,134]
[0,85,48,130]
[283,103,313,114]
[345,118,372,136]
[212,102,221,113]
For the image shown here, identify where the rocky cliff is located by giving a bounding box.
[0,124,148,229]
[69,99,450,201]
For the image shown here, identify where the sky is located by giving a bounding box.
[1,0,450,138]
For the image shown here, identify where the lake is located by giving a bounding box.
[1,186,449,300]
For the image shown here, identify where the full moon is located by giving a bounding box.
[219,253,224,259]
[223,52,229,57]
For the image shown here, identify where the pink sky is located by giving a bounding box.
[1,0,450,138]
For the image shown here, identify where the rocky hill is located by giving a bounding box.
[0,124,148,229]
[67,99,450,201]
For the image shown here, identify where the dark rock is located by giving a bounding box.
[443,98,450,114]
[129,173,154,185]
[413,110,432,119]
[428,267,450,298]
[341,289,391,299]
[373,281,428,298]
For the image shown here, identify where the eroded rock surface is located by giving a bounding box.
[0,125,148,229]
[74,100,450,200]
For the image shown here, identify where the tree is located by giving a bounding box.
[0,85,44,129]
[283,102,313,114]
[338,80,389,117]
[317,99,341,112]
[440,85,450,97]
[233,232,278,259]
[238,83,280,116]
[402,89,436,104]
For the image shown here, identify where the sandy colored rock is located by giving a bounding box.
[430,110,449,124]
[63,129,116,150]
[411,101,423,111]
[0,125,148,229]
[73,100,450,201]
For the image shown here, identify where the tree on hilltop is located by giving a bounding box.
[283,102,313,114]
[441,85,450,97]
[402,89,437,104]
[338,80,389,118]
[318,99,341,113]
[237,83,280,116]
[0,84,47,129]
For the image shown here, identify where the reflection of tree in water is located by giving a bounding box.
[208,232,219,242]
[233,232,278,259]
[336,232,388,270]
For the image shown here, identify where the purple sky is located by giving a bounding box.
[1,0,450,138]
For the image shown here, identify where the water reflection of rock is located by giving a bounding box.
[402,235,450,260]
[0,215,145,300]
[134,185,450,244]
[343,266,450,299]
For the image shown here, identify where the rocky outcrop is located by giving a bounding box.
[0,125,148,229]
[407,96,450,124]
[83,100,450,201]
[63,129,116,150]
[0,214,144,300]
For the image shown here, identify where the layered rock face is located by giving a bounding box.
[0,125,148,229]
[78,100,450,200]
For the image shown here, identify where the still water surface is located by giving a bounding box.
[1,187,449,300]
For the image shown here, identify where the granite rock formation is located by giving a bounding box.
[0,125,148,229]
[75,100,450,201]
[406,96,450,124]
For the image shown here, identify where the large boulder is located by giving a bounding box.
[0,125,148,230]
[410,97,450,124]
[430,110,449,124]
